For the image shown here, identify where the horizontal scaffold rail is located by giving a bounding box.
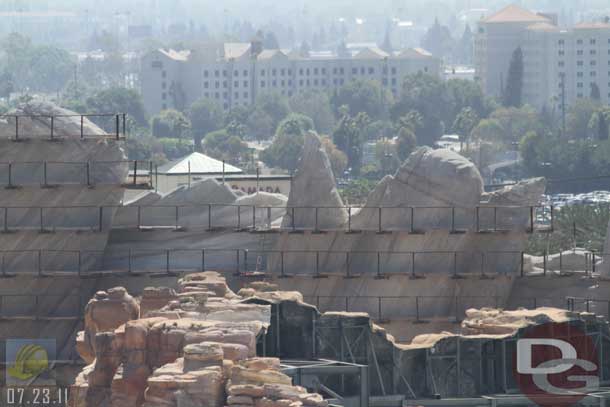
[0,293,84,320]
[0,113,127,140]
[0,247,596,278]
[0,203,554,234]
[0,160,152,188]
[304,295,560,322]
[0,292,558,321]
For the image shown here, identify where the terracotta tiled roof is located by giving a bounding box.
[573,22,610,30]
[482,4,549,23]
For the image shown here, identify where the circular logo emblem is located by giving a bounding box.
[514,322,599,407]
[7,344,49,380]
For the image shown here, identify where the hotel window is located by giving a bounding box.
[558,39,565,45]
[577,39,583,45]
[288,80,292,86]
[234,70,239,76]
[591,71,597,77]
[333,67,337,74]
[215,92,220,98]
[261,81,265,87]
[306,68,310,75]
[577,82,583,88]
[222,70,227,77]
[281,69,285,76]
[215,70,219,77]
[204,92,209,98]
[314,68,319,75]
[288,69,292,75]
[577,50,583,56]
[391,78,397,85]
[162,82,166,89]
[322,68,326,74]
[383,66,388,74]
[578,93,583,98]
[314,79,318,86]
[243,70,248,76]
[578,61,584,66]
[204,70,209,78]
[243,81,248,87]
[591,39,596,45]
[215,81,220,89]
[234,92,239,98]
[591,60,597,66]
[360,67,365,74]
[559,61,565,67]
[391,67,397,74]
[281,80,285,86]
[591,50,597,55]
[299,80,303,86]
[244,92,248,98]
[204,82,209,89]
[321,79,326,85]
[340,79,344,85]
[340,68,344,74]
[234,81,239,88]
[261,69,265,75]
[383,78,388,85]
[352,67,357,74]
[162,71,166,78]
[272,80,277,87]
[333,79,338,85]
[577,72,583,77]
[223,81,227,88]
[162,92,166,100]
[272,69,276,76]
[368,67,374,74]
[299,69,304,75]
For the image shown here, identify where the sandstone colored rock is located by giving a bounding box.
[183,342,224,371]
[140,286,179,316]
[227,384,266,398]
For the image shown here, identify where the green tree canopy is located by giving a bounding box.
[391,73,447,146]
[85,87,147,130]
[289,90,335,133]
[331,79,391,120]
[151,109,190,139]
[188,98,224,152]
[503,47,524,108]
[202,129,248,163]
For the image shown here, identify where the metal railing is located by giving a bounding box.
[304,295,555,322]
[0,113,127,140]
[0,160,151,188]
[0,203,553,234]
[0,293,84,319]
[0,248,532,278]
[566,296,610,317]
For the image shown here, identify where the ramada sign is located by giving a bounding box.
[514,322,599,407]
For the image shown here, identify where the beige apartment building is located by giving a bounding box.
[476,4,610,111]
[140,40,441,115]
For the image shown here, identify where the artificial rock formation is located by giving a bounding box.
[70,274,325,407]
[352,147,484,230]
[281,132,347,230]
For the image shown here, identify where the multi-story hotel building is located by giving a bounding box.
[140,40,441,115]
[476,4,610,110]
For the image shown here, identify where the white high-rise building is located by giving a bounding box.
[475,4,610,111]
[140,40,441,115]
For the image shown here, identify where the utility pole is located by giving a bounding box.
[560,72,566,136]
